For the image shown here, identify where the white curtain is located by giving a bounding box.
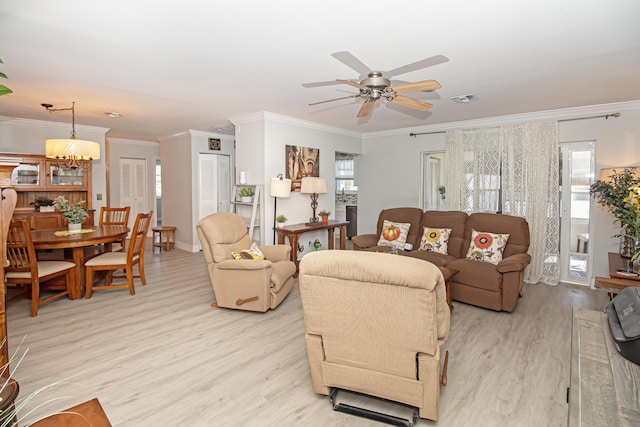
[445,121,559,285]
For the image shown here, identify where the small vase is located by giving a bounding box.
[276,222,286,228]
[619,227,634,258]
[241,196,253,203]
[321,215,329,224]
[68,223,82,233]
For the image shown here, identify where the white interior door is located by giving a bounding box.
[198,153,231,222]
[120,158,148,229]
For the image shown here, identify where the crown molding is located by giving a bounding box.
[108,137,160,147]
[188,129,235,140]
[231,111,362,139]
[0,115,110,135]
[361,100,640,139]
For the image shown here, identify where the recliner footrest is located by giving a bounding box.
[329,388,418,427]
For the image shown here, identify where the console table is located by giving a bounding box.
[275,220,349,277]
[568,308,640,426]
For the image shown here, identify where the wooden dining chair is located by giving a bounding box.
[5,219,76,317]
[99,206,130,251]
[85,211,153,298]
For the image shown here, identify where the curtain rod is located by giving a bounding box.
[408,112,622,137]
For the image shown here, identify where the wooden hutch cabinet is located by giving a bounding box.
[3,153,94,229]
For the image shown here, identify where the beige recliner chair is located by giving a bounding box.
[196,212,296,312]
[299,250,451,423]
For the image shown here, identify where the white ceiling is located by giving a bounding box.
[1,1,639,141]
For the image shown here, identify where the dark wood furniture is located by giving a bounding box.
[569,308,640,426]
[30,225,129,298]
[3,152,94,230]
[85,212,153,298]
[152,225,176,252]
[438,266,458,311]
[99,206,130,251]
[275,220,349,277]
[30,398,112,426]
[0,157,19,374]
[594,252,640,299]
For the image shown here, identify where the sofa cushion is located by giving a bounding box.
[376,208,424,249]
[418,227,451,254]
[377,220,411,248]
[231,242,265,260]
[404,250,456,267]
[466,230,510,265]
[420,211,468,258]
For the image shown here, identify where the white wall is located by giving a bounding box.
[0,116,109,222]
[232,112,362,255]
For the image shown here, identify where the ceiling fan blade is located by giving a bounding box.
[309,94,358,106]
[337,79,370,91]
[389,95,433,111]
[388,79,441,93]
[331,51,372,76]
[385,55,449,78]
[357,100,376,118]
[302,80,343,88]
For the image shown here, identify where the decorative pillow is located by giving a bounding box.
[419,227,452,254]
[377,220,411,248]
[466,230,510,265]
[231,242,265,260]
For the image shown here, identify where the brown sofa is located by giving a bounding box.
[352,208,531,312]
[299,250,450,422]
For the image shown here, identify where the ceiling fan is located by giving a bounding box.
[304,51,448,118]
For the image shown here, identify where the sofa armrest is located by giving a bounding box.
[351,234,379,250]
[258,244,291,261]
[496,253,531,273]
[216,259,272,270]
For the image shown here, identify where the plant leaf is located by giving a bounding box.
[0,72,8,79]
[0,85,12,96]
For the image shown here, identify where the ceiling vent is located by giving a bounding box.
[450,94,477,103]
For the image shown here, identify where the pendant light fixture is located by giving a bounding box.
[42,102,100,169]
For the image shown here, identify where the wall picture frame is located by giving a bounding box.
[285,145,320,191]
[208,138,221,151]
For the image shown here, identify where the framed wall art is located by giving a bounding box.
[285,145,320,191]
[208,138,221,151]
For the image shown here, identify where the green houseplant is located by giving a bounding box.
[0,58,12,97]
[239,187,254,202]
[53,196,88,231]
[318,210,330,223]
[590,168,640,257]
[31,196,55,212]
[275,214,287,228]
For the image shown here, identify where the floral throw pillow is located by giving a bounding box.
[231,242,265,260]
[377,220,411,248]
[419,227,452,254]
[466,230,510,265]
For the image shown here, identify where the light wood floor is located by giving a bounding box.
[6,243,609,426]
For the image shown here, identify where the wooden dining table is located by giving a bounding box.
[30,225,129,299]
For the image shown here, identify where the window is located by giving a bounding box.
[335,153,357,191]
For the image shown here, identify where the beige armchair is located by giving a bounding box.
[196,212,296,312]
[299,250,451,423]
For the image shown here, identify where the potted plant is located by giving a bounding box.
[31,196,55,212]
[318,210,330,224]
[591,168,640,257]
[0,58,12,97]
[53,195,88,232]
[238,187,254,203]
[275,214,287,228]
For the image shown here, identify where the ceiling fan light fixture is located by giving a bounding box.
[450,94,477,103]
[105,111,125,118]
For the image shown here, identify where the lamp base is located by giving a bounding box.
[305,217,320,226]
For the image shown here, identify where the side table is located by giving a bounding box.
[153,226,177,252]
[594,252,640,299]
[438,267,457,311]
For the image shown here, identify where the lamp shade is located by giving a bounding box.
[270,177,292,198]
[46,139,101,160]
[300,177,327,194]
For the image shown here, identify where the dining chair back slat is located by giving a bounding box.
[5,219,76,316]
[85,211,154,298]
[99,206,130,251]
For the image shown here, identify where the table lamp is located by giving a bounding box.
[300,177,327,225]
[269,174,292,242]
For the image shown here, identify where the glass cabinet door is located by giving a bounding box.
[49,164,86,187]
[10,161,42,188]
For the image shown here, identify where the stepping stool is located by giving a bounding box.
[153,226,176,252]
